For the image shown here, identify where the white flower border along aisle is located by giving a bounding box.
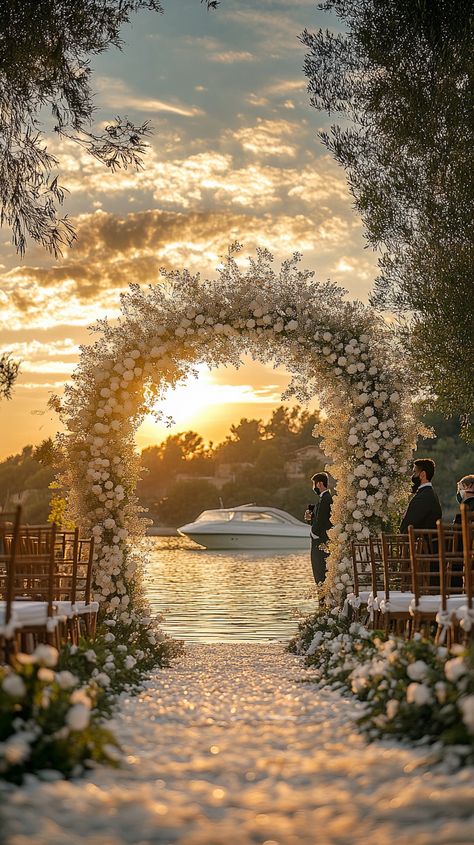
[56,248,419,620]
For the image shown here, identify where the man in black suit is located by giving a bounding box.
[304,471,333,587]
[399,458,442,533]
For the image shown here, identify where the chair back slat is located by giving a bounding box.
[436,521,465,610]
[461,504,474,605]
[11,523,58,616]
[368,537,384,596]
[0,507,22,624]
[380,533,412,598]
[351,540,372,595]
[408,527,443,603]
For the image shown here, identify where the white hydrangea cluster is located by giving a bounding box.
[57,248,419,613]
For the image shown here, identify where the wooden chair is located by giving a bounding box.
[378,533,414,637]
[0,506,22,662]
[9,522,62,653]
[456,504,474,637]
[408,525,466,641]
[436,520,467,643]
[368,537,384,628]
[344,540,373,621]
[53,533,98,641]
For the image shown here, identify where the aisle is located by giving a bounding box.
[3,644,474,845]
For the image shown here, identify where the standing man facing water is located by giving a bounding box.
[399,458,442,532]
[304,472,333,589]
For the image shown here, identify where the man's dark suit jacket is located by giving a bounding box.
[311,490,333,544]
[399,485,442,533]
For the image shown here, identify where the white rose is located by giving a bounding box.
[386,699,399,720]
[406,683,432,706]
[406,660,428,681]
[34,644,59,667]
[459,695,474,734]
[56,671,78,690]
[66,703,90,732]
[444,657,467,683]
[4,737,31,764]
[2,673,26,698]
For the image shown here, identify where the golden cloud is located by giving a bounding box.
[0,206,352,330]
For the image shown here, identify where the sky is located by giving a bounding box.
[0,0,377,458]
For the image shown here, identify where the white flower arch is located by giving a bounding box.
[58,249,418,618]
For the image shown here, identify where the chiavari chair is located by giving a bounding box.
[0,506,22,661]
[456,505,474,637]
[344,540,373,621]
[1,521,62,655]
[368,536,384,628]
[408,525,466,642]
[378,533,414,637]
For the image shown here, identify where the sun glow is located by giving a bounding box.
[135,364,287,449]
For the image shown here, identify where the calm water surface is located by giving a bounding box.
[144,536,318,643]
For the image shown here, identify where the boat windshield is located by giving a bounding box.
[241,512,286,523]
[195,510,235,522]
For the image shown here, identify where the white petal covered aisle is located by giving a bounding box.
[2,644,474,845]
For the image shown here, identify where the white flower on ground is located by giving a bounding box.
[406,660,429,681]
[459,695,474,734]
[66,703,90,732]
[34,644,59,667]
[306,631,323,655]
[406,683,432,706]
[2,673,26,698]
[444,657,467,683]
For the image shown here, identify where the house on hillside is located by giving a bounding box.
[175,461,254,491]
[284,444,329,481]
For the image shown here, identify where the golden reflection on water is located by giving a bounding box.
[144,536,318,643]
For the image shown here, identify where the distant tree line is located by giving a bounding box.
[138,406,325,526]
[1,410,473,527]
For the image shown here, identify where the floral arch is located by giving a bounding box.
[58,249,418,619]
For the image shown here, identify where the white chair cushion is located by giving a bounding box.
[379,592,415,613]
[0,600,61,631]
[74,601,99,614]
[409,594,467,614]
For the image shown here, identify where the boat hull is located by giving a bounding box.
[178,530,310,550]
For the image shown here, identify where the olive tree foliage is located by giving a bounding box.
[0,352,19,399]
[0,0,219,257]
[0,0,218,399]
[301,1,474,437]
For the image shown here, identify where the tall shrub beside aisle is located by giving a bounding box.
[55,248,419,616]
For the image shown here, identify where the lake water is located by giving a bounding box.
[144,536,318,643]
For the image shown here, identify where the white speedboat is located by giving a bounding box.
[178,505,310,550]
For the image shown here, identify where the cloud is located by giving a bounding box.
[209,50,256,63]
[231,119,298,157]
[95,77,204,117]
[221,9,307,56]
[49,135,350,217]
[0,206,352,330]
